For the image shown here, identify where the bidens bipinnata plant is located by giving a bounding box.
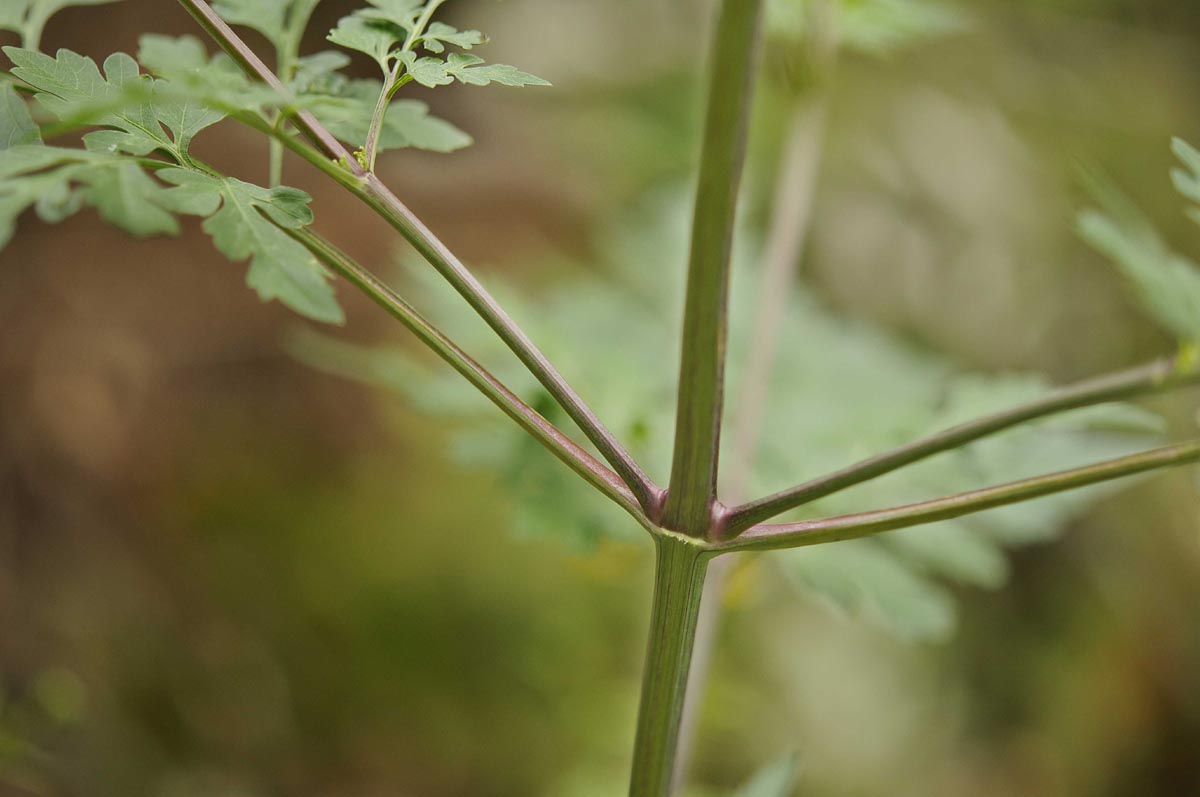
[2,1,1199,795]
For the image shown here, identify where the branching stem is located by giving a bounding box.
[362,0,447,172]
[722,355,1200,536]
[720,439,1200,552]
[288,227,652,528]
[181,0,661,515]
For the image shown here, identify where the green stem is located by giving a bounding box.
[629,536,711,797]
[662,0,765,536]
[362,59,402,172]
[718,439,1200,552]
[722,355,1200,535]
[268,0,320,185]
[362,0,446,172]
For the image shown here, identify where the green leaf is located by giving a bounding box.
[291,50,351,93]
[1171,137,1200,215]
[784,542,956,641]
[212,0,291,46]
[0,144,181,248]
[397,53,455,88]
[136,34,278,122]
[158,169,344,324]
[0,83,42,150]
[399,52,550,88]
[1077,164,1200,342]
[328,14,406,72]
[420,21,486,54]
[301,76,471,153]
[4,46,173,156]
[734,753,799,797]
[768,0,968,55]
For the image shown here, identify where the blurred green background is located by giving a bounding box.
[2,0,1200,794]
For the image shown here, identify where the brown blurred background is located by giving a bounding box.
[2,0,1200,794]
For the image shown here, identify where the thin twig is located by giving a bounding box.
[716,439,1200,552]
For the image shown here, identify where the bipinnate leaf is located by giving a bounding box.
[158,169,344,324]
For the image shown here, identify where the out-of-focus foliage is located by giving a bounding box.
[768,0,968,55]
[733,752,799,796]
[296,194,1162,640]
[326,0,547,87]
[1078,139,1200,343]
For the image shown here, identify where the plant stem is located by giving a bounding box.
[269,0,322,186]
[718,439,1200,552]
[629,535,711,797]
[288,227,653,528]
[182,0,662,515]
[363,0,446,172]
[722,355,1200,535]
[662,0,765,536]
[674,92,831,785]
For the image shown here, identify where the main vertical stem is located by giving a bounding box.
[662,0,765,535]
[629,537,712,797]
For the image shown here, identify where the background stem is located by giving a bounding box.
[629,537,711,797]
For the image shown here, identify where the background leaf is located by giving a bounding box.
[733,753,800,797]
[1077,157,1200,343]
